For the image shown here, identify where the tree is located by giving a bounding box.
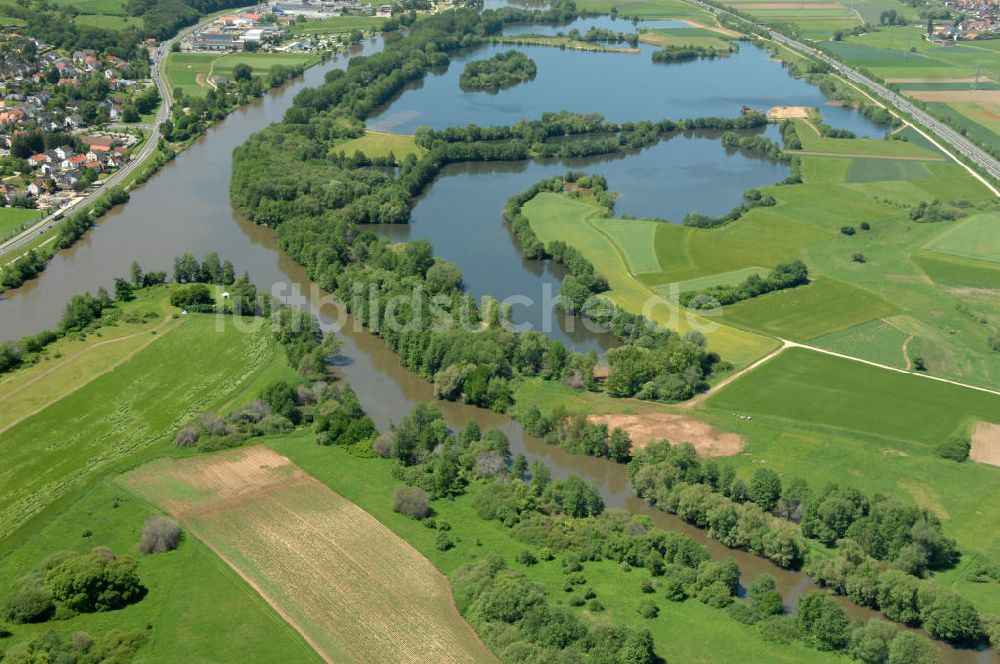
[798,591,851,651]
[748,468,782,511]
[922,593,984,644]
[233,63,253,82]
[130,260,144,287]
[44,552,145,613]
[608,428,632,462]
[849,620,896,664]
[394,485,430,519]
[260,380,299,424]
[888,631,937,664]
[113,277,135,302]
[138,516,181,553]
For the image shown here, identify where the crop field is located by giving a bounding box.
[0,207,43,238]
[0,312,279,542]
[270,438,843,664]
[927,101,1000,154]
[791,119,943,158]
[595,217,661,273]
[720,276,897,340]
[0,479,321,663]
[523,193,781,368]
[165,52,317,98]
[336,131,425,160]
[670,266,768,294]
[843,157,931,182]
[574,0,717,21]
[288,15,387,35]
[914,251,1000,288]
[923,211,1000,263]
[123,446,498,664]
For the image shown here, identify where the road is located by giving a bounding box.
[0,28,178,263]
[687,0,1000,183]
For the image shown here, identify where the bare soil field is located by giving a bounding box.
[971,421,1000,467]
[122,446,497,664]
[907,90,1000,103]
[768,105,810,119]
[589,413,745,455]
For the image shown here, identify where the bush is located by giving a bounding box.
[637,598,659,618]
[45,552,145,613]
[516,550,538,566]
[727,600,761,625]
[138,516,182,554]
[393,485,430,520]
[934,436,970,462]
[175,426,199,447]
[663,577,687,601]
[759,615,800,644]
[852,253,866,263]
[435,532,454,551]
[1,588,54,624]
[841,226,857,236]
[587,599,605,612]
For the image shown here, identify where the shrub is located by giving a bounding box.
[698,581,734,608]
[393,485,430,520]
[841,226,857,236]
[860,222,871,230]
[934,436,970,462]
[640,579,655,594]
[637,598,659,618]
[436,532,454,551]
[663,577,687,601]
[138,517,182,554]
[759,615,800,644]
[45,552,145,613]
[1,588,55,623]
[175,426,199,447]
[587,599,604,612]
[852,253,866,263]
[516,550,538,566]
[198,412,229,436]
[727,600,761,625]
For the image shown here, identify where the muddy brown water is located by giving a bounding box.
[0,34,990,664]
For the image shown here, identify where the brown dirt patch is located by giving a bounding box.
[681,20,742,38]
[971,422,1000,467]
[768,105,810,119]
[907,90,1000,103]
[589,413,744,456]
[122,446,497,664]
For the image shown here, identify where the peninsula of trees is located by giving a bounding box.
[460,50,538,92]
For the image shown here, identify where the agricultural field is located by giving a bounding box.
[0,207,43,239]
[639,25,734,49]
[0,302,283,542]
[335,131,425,160]
[269,437,843,664]
[0,479,322,663]
[164,52,318,98]
[122,446,498,664]
[74,13,143,31]
[574,0,718,21]
[923,210,1000,263]
[287,15,387,35]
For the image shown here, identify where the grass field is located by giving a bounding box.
[0,478,322,663]
[122,446,498,664]
[288,15,386,35]
[843,157,932,182]
[0,309,282,541]
[336,131,425,160]
[74,13,142,30]
[707,346,1000,445]
[269,438,843,664]
[0,207,43,239]
[720,276,898,340]
[810,318,911,368]
[523,193,781,369]
[574,0,718,21]
[923,210,1000,263]
[639,26,732,49]
[164,52,318,98]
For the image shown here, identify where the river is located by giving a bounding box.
[0,23,989,664]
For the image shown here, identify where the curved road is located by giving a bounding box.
[688,0,1000,183]
[0,29,178,263]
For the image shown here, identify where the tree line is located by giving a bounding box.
[679,260,810,309]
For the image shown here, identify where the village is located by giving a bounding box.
[933,0,1000,41]
[0,36,151,217]
[183,1,396,53]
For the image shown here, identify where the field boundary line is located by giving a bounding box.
[686,339,789,406]
[782,339,1000,397]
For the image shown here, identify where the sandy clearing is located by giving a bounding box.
[971,422,1000,467]
[680,19,743,38]
[589,413,744,456]
[768,105,810,119]
[907,89,1000,103]
[123,447,498,664]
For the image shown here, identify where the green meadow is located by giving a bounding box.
[0,207,43,239]
[639,26,732,50]
[164,52,318,98]
[287,15,386,35]
[574,0,717,21]
[335,131,425,160]
[923,210,1000,263]
[74,13,143,31]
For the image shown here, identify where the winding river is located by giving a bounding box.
[0,21,989,663]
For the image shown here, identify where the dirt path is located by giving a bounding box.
[787,150,945,161]
[681,19,742,38]
[901,334,914,370]
[0,313,180,436]
[685,340,789,406]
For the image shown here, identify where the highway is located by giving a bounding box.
[688,0,1000,183]
[0,30,177,263]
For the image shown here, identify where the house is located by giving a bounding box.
[64,113,83,128]
[54,145,74,160]
[376,4,392,17]
[64,153,88,170]
[84,160,103,172]
[29,153,50,167]
[82,135,114,149]
[27,178,47,196]
[87,145,111,160]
